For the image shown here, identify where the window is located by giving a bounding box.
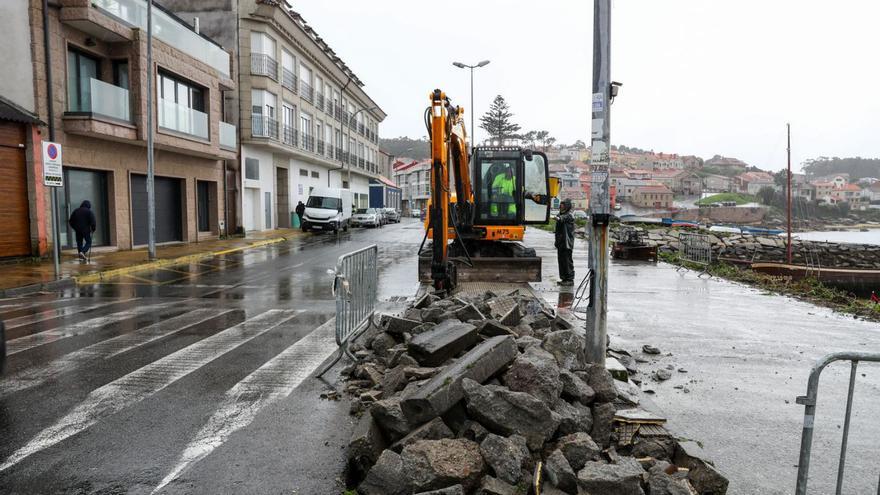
[342,181,350,189]
[251,89,277,137]
[299,169,308,177]
[251,32,276,57]
[197,181,211,231]
[67,49,99,112]
[311,171,319,178]
[250,32,277,79]
[281,50,295,90]
[113,60,129,90]
[159,71,207,137]
[245,158,260,180]
[282,103,295,144]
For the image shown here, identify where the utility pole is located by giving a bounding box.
[42,0,60,277]
[146,0,157,260]
[786,123,792,264]
[586,0,612,365]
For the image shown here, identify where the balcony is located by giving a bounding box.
[90,0,230,77]
[336,146,343,159]
[282,124,297,146]
[300,132,315,152]
[334,105,344,121]
[68,78,131,122]
[159,98,208,139]
[316,139,325,155]
[251,114,278,139]
[281,68,297,93]
[251,53,277,80]
[219,121,236,150]
[300,81,313,103]
[316,93,325,109]
[358,123,365,136]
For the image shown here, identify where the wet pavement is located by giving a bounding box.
[0,220,421,495]
[2,220,877,494]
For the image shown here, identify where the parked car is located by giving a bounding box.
[572,209,588,219]
[382,208,401,223]
[301,187,352,233]
[352,208,383,228]
[411,209,422,218]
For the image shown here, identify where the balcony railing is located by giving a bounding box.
[317,139,325,155]
[358,123,365,136]
[219,121,236,150]
[334,105,344,121]
[92,0,230,77]
[251,53,277,80]
[282,124,297,146]
[251,114,278,139]
[300,81,313,102]
[316,93,324,109]
[325,98,333,116]
[69,78,131,122]
[358,157,365,168]
[281,68,297,93]
[159,98,208,139]
[301,132,315,152]
[336,146,344,160]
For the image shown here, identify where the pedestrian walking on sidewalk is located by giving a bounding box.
[68,200,96,261]
[295,201,306,222]
[555,198,575,285]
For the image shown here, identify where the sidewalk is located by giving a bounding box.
[0,229,303,296]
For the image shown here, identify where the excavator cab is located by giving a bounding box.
[473,146,553,228]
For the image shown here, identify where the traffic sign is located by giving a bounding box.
[42,141,63,187]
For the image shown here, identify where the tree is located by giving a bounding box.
[757,186,778,207]
[521,131,537,148]
[572,140,587,150]
[480,95,521,143]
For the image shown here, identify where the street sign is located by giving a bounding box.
[42,141,63,187]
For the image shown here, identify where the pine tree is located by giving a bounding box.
[479,95,521,143]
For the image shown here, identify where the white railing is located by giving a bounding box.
[88,78,130,121]
[219,121,236,149]
[92,0,230,77]
[158,98,208,139]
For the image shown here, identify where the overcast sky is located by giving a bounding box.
[297,1,880,172]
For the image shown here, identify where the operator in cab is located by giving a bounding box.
[555,198,575,285]
[489,164,517,219]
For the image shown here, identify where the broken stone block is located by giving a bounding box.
[673,441,729,495]
[390,417,454,453]
[654,369,672,381]
[542,330,587,371]
[516,335,542,351]
[401,336,518,424]
[553,399,593,437]
[359,389,383,404]
[521,313,551,330]
[459,420,490,443]
[557,432,601,471]
[577,457,646,495]
[577,364,618,403]
[553,315,575,330]
[642,344,661,355]
[384,315,425,335]
[632,436,675,461]
[413,293,438,309]
[477,319,515,337]
[402,438,486,492]
[559,369,596,405]
[544,449,578,494]
[404,366,441,380]
[512,322,535,338]
[502,346,562,405]
[421,306,446,323]
[404,307,425,321]
[348,413,387,481]
[455,303,485,322]
[408,320,479,367]
[382,365,408,394]
[605,357,630,382]
[476,476,518,495]
[370,397,413,442]
[371,332,397,358]
[415,486,465,495]
[647,470,692,495]
[499,306,521,326]
[359,450,411,495]
[409,322,437,335]
[461,378,560,450]
[479,433,530,485]
[590,402,616,448]
[361,363,385,386]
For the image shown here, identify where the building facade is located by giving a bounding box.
[24,0,237,253]
[632,185,673,208]
[393,159,430,215]
[166,0,385,231]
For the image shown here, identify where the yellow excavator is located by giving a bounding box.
[420,89,560,290]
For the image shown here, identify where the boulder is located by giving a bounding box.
[359,450,411,495]
[673,441,729,494]
[370,397,413,442]
[476,476,518,495]
[559,369,596,405]
[477,319,516,337]
[590,402,616,448]
[415,486,464,495]
[371,332,398,358]
[502,346,562,405]
[521,314,551,330]
[577,364,618,403]
[348,413,387,480]
[516,336,543,351]
[631,436,675,461]
[479,433,530,485]
[401,438,486,492]
[458,420,490,443]
[408,319,480,366]
[390,417,454,453]
[542,330,587,371]
[384,315,425,335]
[462,378,560,450]
[556,432,602,470]
[401,336,518,424]
[455,303,485,322]
[544,449,578,494]
[421,306,446,323]
[647,470,692,495]
[577,457,646,495]
[382,365,408,394]
[553,399,594,437]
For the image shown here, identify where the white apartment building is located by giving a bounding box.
[166,0,385,232]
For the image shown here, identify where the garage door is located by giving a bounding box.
[131,174,182,246]
[0,121,30,257]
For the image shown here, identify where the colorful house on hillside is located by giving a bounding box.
[632,184,673,208]
[734,171,775,195]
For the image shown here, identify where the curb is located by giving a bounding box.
[74,236,289,285]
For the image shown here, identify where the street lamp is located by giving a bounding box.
[452,59,490,145]
[343,106,378,206]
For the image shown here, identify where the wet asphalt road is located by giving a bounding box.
[0,219,423,495]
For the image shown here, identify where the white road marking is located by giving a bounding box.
[152,317,336,493]
[5,302,169,356]
[3,299,135,330]
[0,309,301,472]
[0,309,233,398]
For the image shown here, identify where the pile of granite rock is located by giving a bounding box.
[342,290,728,495]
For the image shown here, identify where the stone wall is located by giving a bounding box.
[661,206,767,224]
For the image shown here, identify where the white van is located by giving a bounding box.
[302,187,352,233]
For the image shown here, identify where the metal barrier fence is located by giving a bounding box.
[795,351,880,495]
[678,232,712,276]
[316,244,378,377]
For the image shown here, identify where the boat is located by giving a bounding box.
[619,215,663,225]
[750,262,880,297]
[740,226,784,236]
[612,226,657,262]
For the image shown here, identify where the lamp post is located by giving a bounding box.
[452,60,490,144]
[346,106,378,193]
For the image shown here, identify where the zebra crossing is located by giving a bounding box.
[0,293,338,491]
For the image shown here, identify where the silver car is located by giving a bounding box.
[352,208,383,228]
[382,208,401,223]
